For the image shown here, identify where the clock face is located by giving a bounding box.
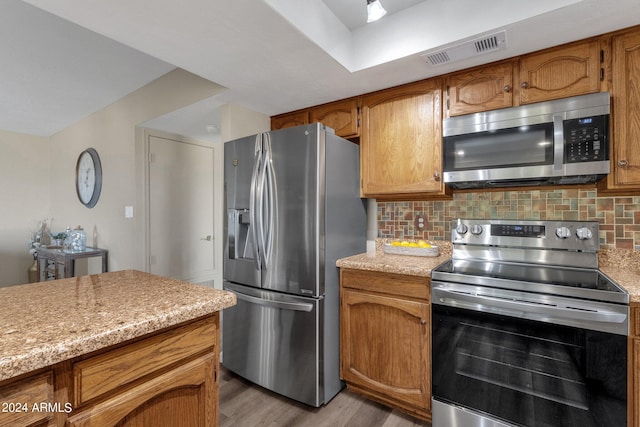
[76,148,102,208]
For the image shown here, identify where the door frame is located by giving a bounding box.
[139,128,222,287]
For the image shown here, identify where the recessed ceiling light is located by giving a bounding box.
[366,0,387,23]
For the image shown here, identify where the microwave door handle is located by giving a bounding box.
[553,115,564,173]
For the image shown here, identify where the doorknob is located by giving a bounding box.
[201,235,212,241]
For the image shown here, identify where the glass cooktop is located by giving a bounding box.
[432,259,628,304]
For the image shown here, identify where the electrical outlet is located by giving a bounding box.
[414,214,426,230]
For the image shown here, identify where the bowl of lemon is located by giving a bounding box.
[383,240,439,257]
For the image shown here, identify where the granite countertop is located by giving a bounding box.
[0,270,236,382]
[336,250,450,277]
[338,242,640,304]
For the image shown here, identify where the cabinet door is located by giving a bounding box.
[271,111,309,130]
[633,337,640,427]
[340,289,430,413]
[67,354,217,427]
[518,40,602,104]
[446,61,514,117]
[310,98,360,139]
[609,30,640,189]
[361,79,444,198]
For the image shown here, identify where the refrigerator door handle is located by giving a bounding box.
[234,290,314,312]
[263,134,277,266]
[249,135,263,271]
[257,135,269,267]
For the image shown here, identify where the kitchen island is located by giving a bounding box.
[0,270,236,427]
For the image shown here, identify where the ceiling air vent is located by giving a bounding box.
[423,30,507,66]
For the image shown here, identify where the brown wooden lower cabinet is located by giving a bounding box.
[339,269,431,422]
[630,305,640,427]
[0,314,219,427]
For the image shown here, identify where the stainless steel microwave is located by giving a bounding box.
[442,92,610,189]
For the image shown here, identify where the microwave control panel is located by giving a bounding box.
[564,114,609,163]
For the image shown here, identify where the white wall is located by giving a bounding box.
[0,130,50,286]
[0,70,270,287]
[46,69,226,274]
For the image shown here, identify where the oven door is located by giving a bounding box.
[431,286,627,427]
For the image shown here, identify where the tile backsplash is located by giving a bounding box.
[377,189,640,249]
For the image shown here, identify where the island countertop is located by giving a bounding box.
[0,269,236,382]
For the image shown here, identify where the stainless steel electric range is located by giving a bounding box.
[431,219,629,427]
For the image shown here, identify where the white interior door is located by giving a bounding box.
[148,134,215,283]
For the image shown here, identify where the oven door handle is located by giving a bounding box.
[432,286,628,333]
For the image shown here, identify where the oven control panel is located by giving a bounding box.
[451,219,599,251]
[491,224,544,238]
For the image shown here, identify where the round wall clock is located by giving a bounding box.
[75,147,102,208]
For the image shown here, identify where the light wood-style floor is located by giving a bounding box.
[219,368,431,427]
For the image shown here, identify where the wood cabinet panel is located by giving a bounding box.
[446,40,603,117]
[361,79,445,198]
[0,372,54,427]
[631,337,638,427]
[340,269,431,421]
[310,98,360,139]
[608,30,640,190]
[630,305,639,427]
[446,61,514,116]
[270,111,309,130]
[67,354,216,427]
[74,316,216,405]
[341,268,429,300]
[518,40,602,104]
[341,289,430,416]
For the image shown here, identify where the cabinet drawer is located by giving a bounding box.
[341,269,429,301]
[0,371,54,426]
[74,315,216,406]
[631,306,640,337]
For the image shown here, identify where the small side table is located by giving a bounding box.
[37,247,108,281]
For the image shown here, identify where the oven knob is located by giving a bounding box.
[576,227,593,240]
[455,222,468,235]
[555,227,571,239]
[470,224,483,235]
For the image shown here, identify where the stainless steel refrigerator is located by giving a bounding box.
[222,123,366,407]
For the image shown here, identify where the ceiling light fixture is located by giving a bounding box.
[366,0,387,23]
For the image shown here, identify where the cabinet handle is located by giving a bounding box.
[618,160,629,167]
[503,85,512,93]
[521,81,529,89]
[434,171,441,181]
[420,319,427,326]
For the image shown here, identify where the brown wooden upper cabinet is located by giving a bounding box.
[270,110,309,130]
[446,60,515,117]
[600,28,640,191]
[271,98,360,139]
[309,98,360,139]
[446,40,603,117]
[360,79,447,199]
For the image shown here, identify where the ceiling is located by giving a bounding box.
[5,0,640,141]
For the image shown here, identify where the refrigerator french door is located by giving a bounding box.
[222,123,366,407]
